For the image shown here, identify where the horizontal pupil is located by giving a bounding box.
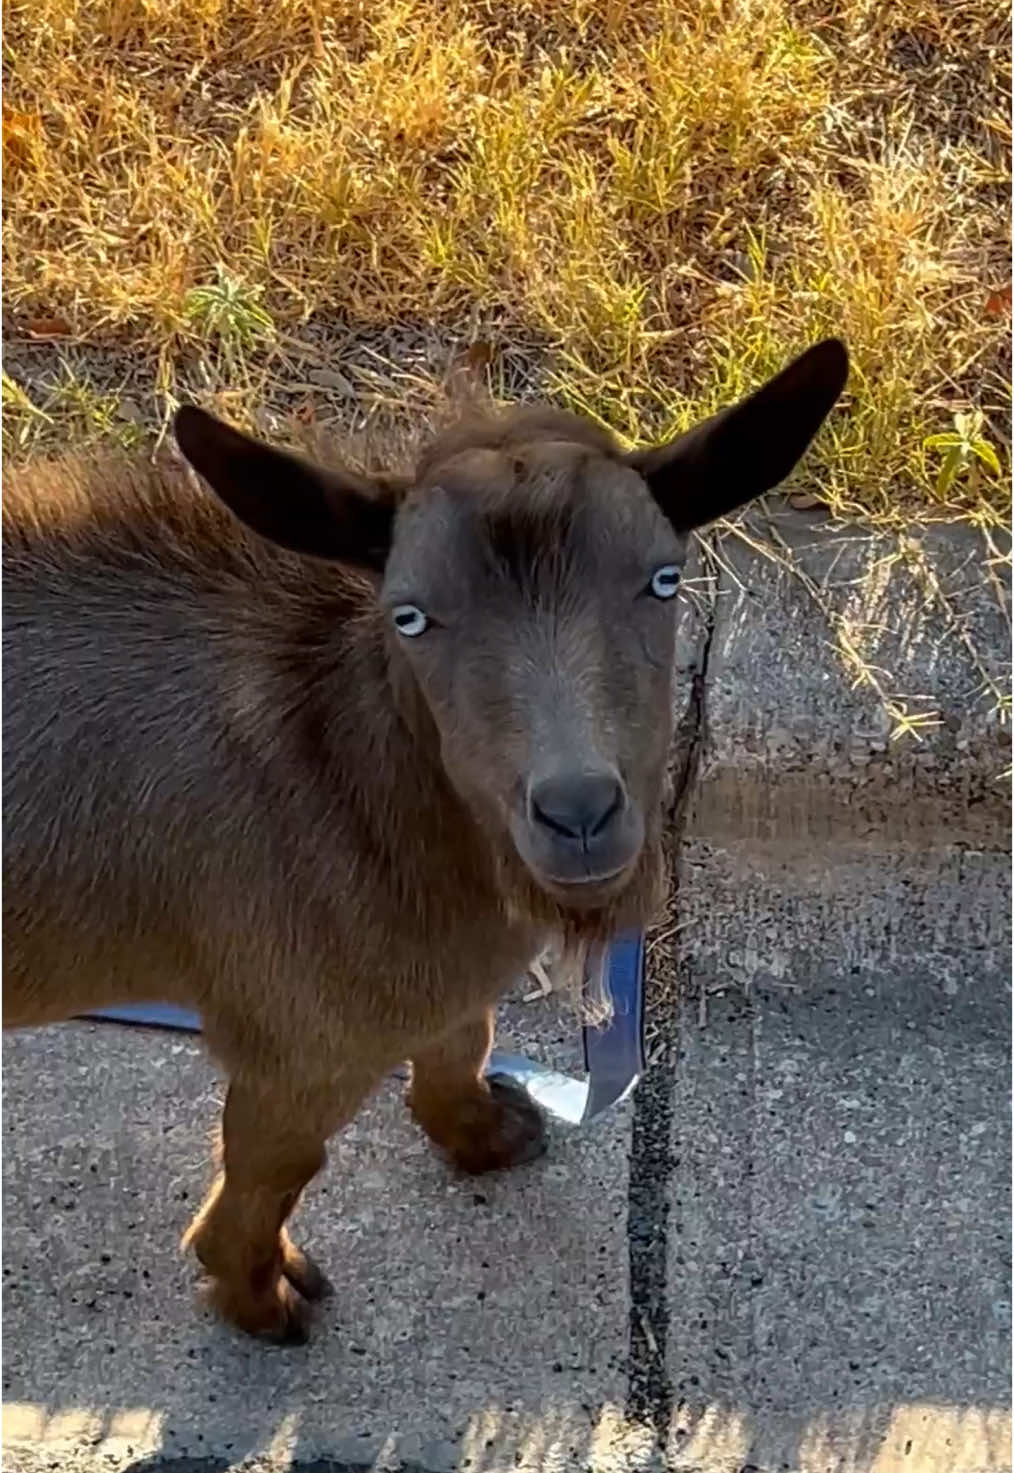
[395,607,425,632]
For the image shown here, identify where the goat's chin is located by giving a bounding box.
[497,835,663,948]
[535,867,634,914]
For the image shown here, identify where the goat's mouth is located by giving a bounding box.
[510,824,644,912]
[536,862,636,911]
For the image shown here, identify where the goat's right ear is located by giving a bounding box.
[174,406,397,572]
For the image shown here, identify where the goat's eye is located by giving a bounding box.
[649,564,681,600]
[393,604,429,637]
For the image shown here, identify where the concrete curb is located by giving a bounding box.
[683,507,1010,828]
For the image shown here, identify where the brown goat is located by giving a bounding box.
[3,340,847,1342]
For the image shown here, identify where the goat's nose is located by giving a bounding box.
[529,770,625,842]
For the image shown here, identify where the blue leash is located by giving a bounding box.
[84,933,646,1124]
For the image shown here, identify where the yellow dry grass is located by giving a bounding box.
[3,0,1011,523]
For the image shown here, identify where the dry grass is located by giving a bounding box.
[3,0,1011,524]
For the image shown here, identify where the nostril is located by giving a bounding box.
[530,771,625,842]
[589,779,623,837]
[531,803,579,840]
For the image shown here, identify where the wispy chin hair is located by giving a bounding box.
[507,841,665,1026]
[524,934,613,1027]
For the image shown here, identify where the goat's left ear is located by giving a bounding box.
[628,338,848,533]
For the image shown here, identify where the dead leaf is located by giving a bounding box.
[788,491,823,510]
[985,283,1012,319]
[462,339,495,369]
[2,106,41,172]
[308,367,354,396]
[3,106,38,133]
[24,315,72,339]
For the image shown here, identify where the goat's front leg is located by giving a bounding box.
[408,1008,546,1174]
[183,1074,369,1343]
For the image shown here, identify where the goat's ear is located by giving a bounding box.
[174,406,398,571]
[628,338,848,533]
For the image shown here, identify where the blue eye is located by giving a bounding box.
[393,604,429,637]
[649,565,681,599]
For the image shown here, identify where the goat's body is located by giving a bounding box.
[4,446,587,1338]
[3,454,548,1085]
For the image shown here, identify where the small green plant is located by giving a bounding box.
[1,364,150,458]
[182,266,276,367]
[1,372,53,452]
[924,410,1003,500]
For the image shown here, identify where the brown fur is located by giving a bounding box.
[3,340,848,1342]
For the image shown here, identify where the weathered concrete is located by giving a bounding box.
[654,511,1011,1472]
[2,996,656,1473]
[3,511,1010,1472]
[692,509,1010,839]
[663,976,1010,1473]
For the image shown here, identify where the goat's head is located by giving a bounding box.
[175,339,847,913]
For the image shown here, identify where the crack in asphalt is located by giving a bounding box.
[625,554,717,1446]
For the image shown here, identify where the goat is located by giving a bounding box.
[3,339,848,1340]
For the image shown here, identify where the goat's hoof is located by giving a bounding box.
[204,1270,313,1345]
[452,1073,548,1174]
[262,1280,313,1346]
[281,1240,332,1302]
